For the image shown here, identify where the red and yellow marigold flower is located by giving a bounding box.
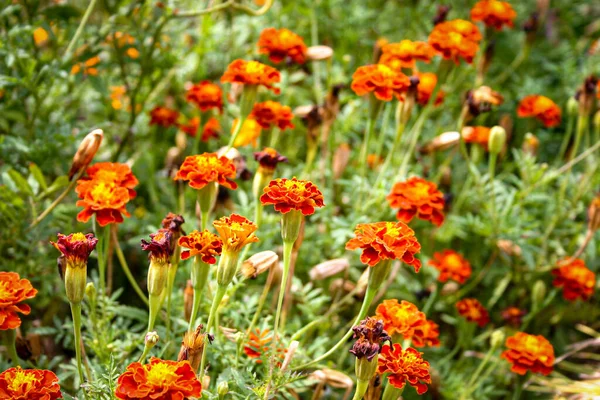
[258,27,308,64]
[471,0,517,30]
[0,367,62,400]
[386,177,445,226]
[220,59,281,94]
[428,19,482,64]
[178,230,223,262]
[250,101,295,130]
[345,221,422,270]
[185,81,223,112]
[351,64,411,101]
[51,233,98,268]
[416,72,444,106]
[83,162,138,197]
[501,332,555,375]
[552,258,596,301]
[501,307,527,327]
[149,106,179,128]
[115,357,202,400]
[413,319,441,348]
[378,40,436,70]
[201,117,221,142]
[260,177,325,216]
[377,343,431,394]
[213,214,259,253]
[375,299,426,340]
[0,272,37,330]
[517,95,562,127]
[231,118,262,147]
[456,298,489,327]
[141,230,173,265]
[428,250,472,284]
[462,126,491,149]
[174,152,237,190]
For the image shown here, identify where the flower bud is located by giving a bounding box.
[522,133,539,156]
[85,282,96,304]
[141,230,173,297]
[532,280,546,309]
[217,381,229,396]
[490,329,505,348]
[588,195,600,232]
[281,209,304,244]
[309,258,350,281]
[488,126,506,155]
[178,325,213,374]
[68,129,103,180]
[333,143,351,179]
[145,331,160,347]
[240,251,279,279]
[306,45,333,61]
[567,97,578,116]
[183,280,194,321]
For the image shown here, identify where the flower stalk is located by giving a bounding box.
[188,256,211,331]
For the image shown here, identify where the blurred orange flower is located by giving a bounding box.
[517,95,562,127]
[428,250,472,284]
[377,344,431,394]
[254,147,288,173]
[178,230,223,262]
[386,177,445,226]
[250,101,295,130]
[231,118,262,147]
[0,367,62,399]
[413,319,441,348]
[345,221,421,270]
[0,272,37,330]
[456,298,489,327]
[221,59,281,94]
[375,299,426,340]
[174,153,237,190]
[501,307,527,327]
[115,357,202,400]
[462,126,491,149]
[260,177,325,215]
[71,56,101,76]
[428,19,482,64]
[258,27,308,64]
[213,214,259,253]
[416,72,444,106]
[186,81,223,113]
[471,0,517,30]
[180,116,201,137]
[379,40,436,70]
[351,64,411,101]
[201,118,221,142]
[501,332,554,375]
[33,27,49,46]
[149,106,179,128]
[110,86,127,110]
[244,328,286,364]
[552,258,596,301]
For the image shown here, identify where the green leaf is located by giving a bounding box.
[28,163,48,191]
[6,168,34,196]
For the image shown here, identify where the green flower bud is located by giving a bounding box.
[567,97,578,116]
[532,280,546,309]
[488,126,507,155]
[490,329,505,348]
[145,331,160,347]
[218,381,229,396]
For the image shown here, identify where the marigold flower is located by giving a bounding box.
[115,357,202,400]
[346,222,422,270]
[52,232,98,281]
[202,117,221,142]
[517,95,562,127]
[258,27,308,64]
[462,126,491,149]
[501,332,555,375]
[126,48,139,59]
[174,152,237,190]
[378,40,436,70]
[220,59,281,94]
[254,147,288,174]
[552,258,596,301]
[471,0,517,30]
[83,162,138,195]
[213,214,259,253]
[33,27,49,46]
[231,118,262,147]
[178,230,223,262]
[0,272,37,330]
[386,177,445,226]
[349,317,392,361]
[185,81,223,112]
[456,298,489,327]
[377,344,431,394]
[107,31,135,48]
[260,177,325,216]
[428,250,472,284]
[501,307,527,327]
[180,117,200,137]
[110,86,127,110]
[0,367,62,399]
[149,106,179,128]
[250,101,295,130]
[413,319,441,348]
[416,72,444,106]
[428,19,482,64]
[375,299,426,340]
[244,328,286,364]
[351,64,411,101]
[141,230,173,265]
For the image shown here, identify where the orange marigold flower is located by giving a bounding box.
[428,250,472,284]
[413,319,441,348]
[258,27,308,64]
[174,153,237,190]
[345,221,422,270]
[552,258,596,301]
[501,307,527,327]
[149,106,179,128]
[517,95,562,127]
[250,101,295,130]
[244,328,286,364]
[71,56,101,76]
[462,126,491,149]
[185,81,223,113]
[51,233,98,266]
[260,177,325,216]
[428,19,482,64]
[501,332,555,375]
[416,72,444,106]
[254,147,288,174]
[220,59,281,94]
[379,40,436,70]
[178,230,223,262]
[0,367,62,399]
[456,298,489,327]
[375,299,426,340]
[377,344,431,394]
[471,0,517,30]
[33,27,49,47]
[115,357,202,400]
[180,116,200,137]
[351,64,411,101]
[110,86,127,110]
[231,118,262,147]
[83,162,138,197]
[0,272,37,330]
[202,118,221,142]
[213,214,259,253]
[386,177,445,227]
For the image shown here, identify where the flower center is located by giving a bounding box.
[376,64,394,78]
[0,281,10,299]
[246,61,266,75]
[146,362,177,387]
[71,233,87,243]
[9,370,38,393]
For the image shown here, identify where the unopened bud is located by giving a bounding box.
[567,97,578,116]
[217,381,229,396]
[532,280,546,309]
[522,133,539,156]
[240,251,278,279]
[309,258,350,281]
[588,195,600,232]
[488,126,506,155]
[281,210,304,244]
[306,45,333,61]
[490,329,505,348]
[183,280,194,321]
[68,129,103,180]
[85,282,96,303]
[145,331,159,347]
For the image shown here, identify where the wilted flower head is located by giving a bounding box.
[68,129,103,180]
[213,214,259,254]
[456,298,490,327]
[162,213,185,240]
[258,27,308,64]
[517,95,562,127]
[141,230,173,265]
[0,367,62,400]
[254,147,288,174]
[377,343,431,394]
[149,106,179,128]
[428,19,482,64]
[220,59,281,94]
[552,258,595,301]
[51,233,98,267]
[471,0,517,30]
[241,251,279,279]
[413,319,441,348]
[346,222,422,270]
[174,152,237,190]
[433,5,451,25]
[386,177,445,226]
[260,177,325,216]
[351,64,411,101]
[185,81,223,113]
[0,272,37,330]
[428,250,472,284]
[466,86,504,117]
[349,317,391,361]
[378,40,436,70]
[178,325,213,374]
[250,101,295,130]
[501,307,527,327]
[178,230,223,263]
[375,299,426,340]
[588,194,600,232]
[501,332,554,375]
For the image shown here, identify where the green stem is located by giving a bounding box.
[28,170,83,229]
[488,152,498,236]
[461,346,499,399]
[70,302,85,386]
[188,257,211,331]
[199,284,228,379]
[63,0,98,61]
[557,112,576,163]
[3,329,20,367]
[227,115,247,150]
[571,114,589,162]
[352,379,370,400]
[493,44,530,87]
[358,106,379,180]
[147,294,161,332]
[382,383,404,400]
[246,265,275,336]
[138,342,152,364]
[112,230,149,305]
